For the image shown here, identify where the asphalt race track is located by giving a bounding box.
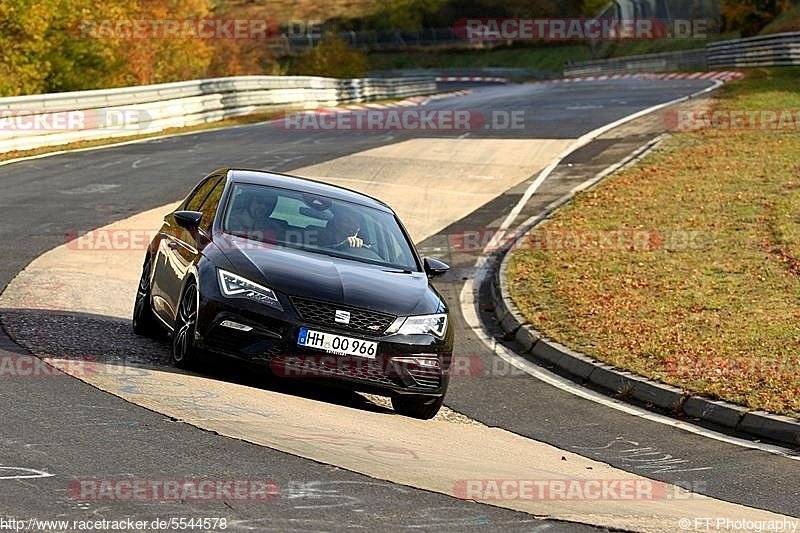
[1,79,798,529]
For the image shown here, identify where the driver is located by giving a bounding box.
[323,206,364,249]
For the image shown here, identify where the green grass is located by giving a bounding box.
[507,68,800,417]
[367,45,591,73]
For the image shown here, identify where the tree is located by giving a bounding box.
[0,0,60,96]
[288,33,367,78]
[722,0,796,36]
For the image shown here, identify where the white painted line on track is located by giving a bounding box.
[459,79,800,460]
[489,80,724,250]
[0,466,54,480]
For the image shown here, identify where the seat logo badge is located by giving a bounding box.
[335,310,351,324]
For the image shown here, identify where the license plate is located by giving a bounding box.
[297,328,378,359]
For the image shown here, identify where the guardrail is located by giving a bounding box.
[0,75,436,154]
[707,31,800,68]
[564,31,800,76]
[563,49,707,77]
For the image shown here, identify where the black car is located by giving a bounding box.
[133,168,453,419]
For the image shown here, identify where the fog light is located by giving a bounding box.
[220,320,253,332]
[394,356,440,369]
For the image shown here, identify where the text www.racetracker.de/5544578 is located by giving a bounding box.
[0,517,228,532]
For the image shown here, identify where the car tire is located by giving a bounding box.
[172,280,200,369]
[132,254,159,338]
[391,394,444,420]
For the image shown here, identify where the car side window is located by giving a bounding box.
[185,176,221,212]
[199,178,226,233]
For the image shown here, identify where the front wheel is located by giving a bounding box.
[391,394,444,420]
[172,281,200,369]
[132,255,159,338]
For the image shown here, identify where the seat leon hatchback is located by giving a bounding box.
[133,168,453,419]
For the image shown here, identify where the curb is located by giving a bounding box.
[435,76,509,83]
[487,150,800,450]
[551,71,745,84]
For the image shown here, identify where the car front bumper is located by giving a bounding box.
[194,283,453,398]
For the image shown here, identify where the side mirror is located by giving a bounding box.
[423,257,450,278]
[174,210,203,229]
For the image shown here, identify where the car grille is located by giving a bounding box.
[290,297,396,336]
[272,355,400,388]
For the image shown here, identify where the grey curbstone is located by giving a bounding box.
[587,364,633,396]
[536,340,596,380]
[530,339,567,367]
[500,302,523,333]
[490,276,503,312]
[493,297,508,324]
[682,396,748,429]
[625,374,685,412]
[739,411,800,446]
[514,326,539,354]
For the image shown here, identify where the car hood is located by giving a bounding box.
[215,235,444,316]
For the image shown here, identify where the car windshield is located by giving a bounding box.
[222,182,419,272]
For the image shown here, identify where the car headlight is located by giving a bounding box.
[392,314,448,339]
[217,269,283,311]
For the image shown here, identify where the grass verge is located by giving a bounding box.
[366,39,713,74]
[507,67,800,417]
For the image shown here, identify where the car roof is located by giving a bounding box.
[220,168,393,213]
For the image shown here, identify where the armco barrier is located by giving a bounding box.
[564,31,800,76]
[707,31,800,68]
[0,75,436,154]
[563,49,707,77]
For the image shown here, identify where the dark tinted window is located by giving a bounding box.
[199,178,227,232]
[185,176,222,211]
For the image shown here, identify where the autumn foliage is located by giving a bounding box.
[0,0,278,97]
[288,33,367,78]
